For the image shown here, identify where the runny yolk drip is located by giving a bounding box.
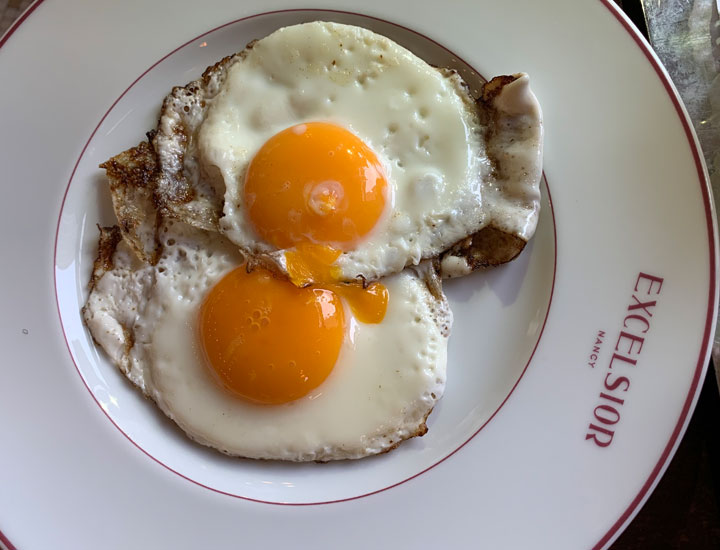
[329,281,388,325]
[199,266,344,405]
[284,243,389,324]
[244,122,390,324]
[284,243,343,288]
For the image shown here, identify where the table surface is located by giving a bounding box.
[1,1,718,549]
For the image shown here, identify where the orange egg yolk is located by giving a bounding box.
[199,266,345,405]
[244,122,388,250]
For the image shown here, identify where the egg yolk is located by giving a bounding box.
[199,266,344,405]
[244,122,388,250]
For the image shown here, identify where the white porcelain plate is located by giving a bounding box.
[0,1,716,549]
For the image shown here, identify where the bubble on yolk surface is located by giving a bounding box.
[244,122,388,250]
[199,266,344,405]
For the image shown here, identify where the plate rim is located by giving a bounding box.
[0,1,717,549]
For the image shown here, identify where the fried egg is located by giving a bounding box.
[83,221,451,461]
[154,21,543,285]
